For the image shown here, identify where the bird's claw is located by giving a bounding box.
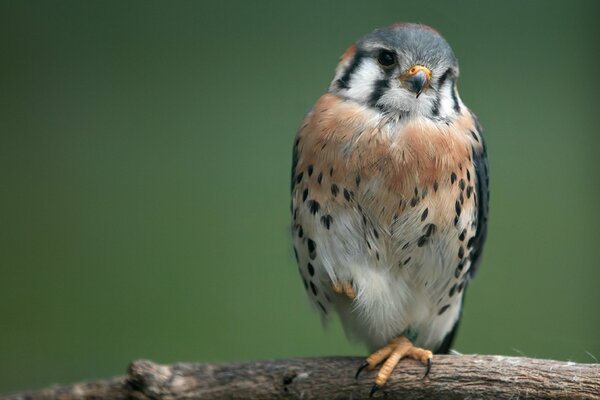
[357,336,433,396]
[423,357,432,378]
[355,360,369,379]
[369,383,380,398]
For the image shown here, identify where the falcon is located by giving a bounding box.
[291,23,489,396]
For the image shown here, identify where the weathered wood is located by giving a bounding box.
[3,355,599,399]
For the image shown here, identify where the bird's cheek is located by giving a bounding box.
[382,88,414,109]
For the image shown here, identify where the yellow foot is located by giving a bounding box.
[332,280,355,299]
[355,336,433,397]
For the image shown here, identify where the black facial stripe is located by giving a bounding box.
[438,68,452,87]
[336,51,365,89]
[368,79,389,107]
[368,66,395,108]
[431,95,441,116]
[450,78,461,113]
[430,69,460,118]
[369,72,395,107]
[431,68,452,117]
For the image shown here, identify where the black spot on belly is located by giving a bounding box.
[343,188,353,201]
[310,281,318,296]
[455,261,465,278]
[417,223,436,247]
[458,229,466,241]
[317,172,323,184]
[331,183,339,197]
[297,225,304,238]
[424,223,436,236]
[458,246,465,259]
[307,165,314,177]
[320,214,333,229]
[466,186,473,198]
[421,208,429,221]
[449,284,457,297]
[307,262,314,276]
[438,304,450,315]
[302,188,309,202]
[459,179,466,191]
[308,200,320,215]
[433,180,439,192]
[467,236,476,249]
[451,172,457,184]
[307,239,317,259]
[455,201,462,216]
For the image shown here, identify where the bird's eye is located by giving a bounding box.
[377,50,396,68]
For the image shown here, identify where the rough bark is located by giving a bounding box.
[3,355,599,400]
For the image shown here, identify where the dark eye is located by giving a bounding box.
[377,50,396,68]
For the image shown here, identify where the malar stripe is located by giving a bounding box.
[368,67,395,108]
[431,94,441,116]
[438,68,452,87]
[431,68,453,117]
[368,78,390,107]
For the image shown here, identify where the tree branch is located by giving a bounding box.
[2,356,599,400]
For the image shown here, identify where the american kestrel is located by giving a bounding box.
[291,23,489,395]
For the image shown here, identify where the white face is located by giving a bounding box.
[348,58,441,117]
[329,34,463,120]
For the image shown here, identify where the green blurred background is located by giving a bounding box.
[1,0,599,394]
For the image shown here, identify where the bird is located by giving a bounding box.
[290,23,489,396]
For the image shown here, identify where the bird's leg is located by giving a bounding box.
[356,336,433,397]
[332,280,355,299]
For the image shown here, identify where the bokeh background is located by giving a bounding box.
[1,0,599,394]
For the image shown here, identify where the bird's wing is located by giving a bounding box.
[466,112,489,279]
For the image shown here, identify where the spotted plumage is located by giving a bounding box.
[291,23,488,394]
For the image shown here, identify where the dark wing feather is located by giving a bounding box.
[434,287,467,354]
[437,116,488,353]
[291,136,300,193]
[468,115,489,278]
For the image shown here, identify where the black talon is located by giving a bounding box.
[355,360,369,379]
[423,357,432,378]
[369,383,380,398]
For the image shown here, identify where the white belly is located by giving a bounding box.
[293,200,473,352]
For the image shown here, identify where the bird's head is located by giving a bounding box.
[330,23,462,119]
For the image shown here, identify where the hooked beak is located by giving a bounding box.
[400,65,431,97]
